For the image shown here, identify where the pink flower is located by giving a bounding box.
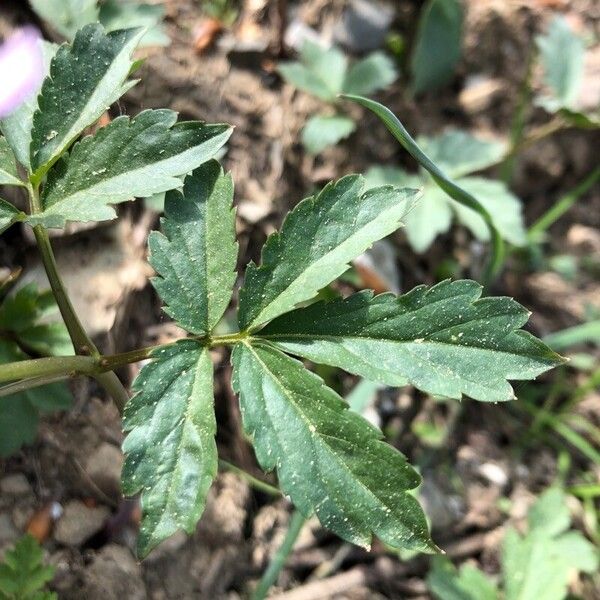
[0,27,44,118]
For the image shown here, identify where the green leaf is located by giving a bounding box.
[238,175,419,330]
[149,161,237,335]
[301,114,356,154]
[259,279,563,402]
[452,177,526,247]
[0,535,56,600]
[536,16,584,112]
[342,96,505,279]
[0,138,24,187]
[29,0,99,40]
[30,24,143,176]
[278,41,348,102]
[0,199,22,236]
[0,41,57,171]
[231,341,435,552]
[122,341,217,556]
[527,487,570,538]
[418,130,505,179]
[427,556,498,600]
[342,51,398,96]
[410,0,463,95]
[29,110,232,227]
[99,1,170,47]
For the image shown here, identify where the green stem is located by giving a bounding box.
[27,184,130,412]
[0,373,70,398]
[218,459,281,497]
[528,166,600,242]
[253,509,307,600]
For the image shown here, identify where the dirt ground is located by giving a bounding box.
[0,0,599,598]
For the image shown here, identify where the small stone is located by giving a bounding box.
[0,513,19,545]
[478,462,509,488]
[82,544,146,600]
[54,501,110,546]
[0,474,33,497]
[85,443,123,499]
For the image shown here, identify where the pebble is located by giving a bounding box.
[53,500,110,546]
[0,474,33,497]
[85,442,124,499]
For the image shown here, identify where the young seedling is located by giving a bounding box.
[0,25,563,559]
[365,130,526,253]
[278,40,397,154]
[427,488,599,600]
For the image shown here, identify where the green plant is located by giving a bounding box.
[29,0,169,47]
[365,130,526,253]
[0,281,72,456]
[410,0,463,95]
[535,15,599,127]
[0,24,563,560]
[278,41,397,154]
[0,535,56,600]
[427,488,599,600]
[200,0,239,26]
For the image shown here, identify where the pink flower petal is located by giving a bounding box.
[0,27,45,118]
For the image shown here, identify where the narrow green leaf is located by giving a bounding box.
[536,16,584,112]
[418,130,505,179]
[428,556,498,600]
[122,341,217,556]
[0,199,22,235]
[410,0,463,95]
[30,0,99,40]
[149,161,237,335]
[301,114,356,154]
[29,110,232,227]
[0,138,24,187]
[0,41,57,170]
[30,24,143,176]
[231,341,435,552]
[260,280,564,402]
[238,174,419,330]
[342,52,398,96]
[342,96,505,280]
[278,41,347,102]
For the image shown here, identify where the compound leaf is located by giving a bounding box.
[452,177,526,247]
[231,341,435,552]
[99,0,170,47]
[29,110,232,227]
[0,137,24,187]
[427,556,498,600]
[0,534,56,599]
[536,16,584,112]
[238,175,419,330]
[342,51,398,96]
[418,130,505,179]
[30,24,143,175]
[149,161,237,335]
[29,0,99,40]
[301,114,355,154]
[259,279,563,402]
[122,341,217,557]
[410,0,463,95]
[0,199,22,235]
[279,41,347,102]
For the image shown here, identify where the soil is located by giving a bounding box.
[0,1,599,598]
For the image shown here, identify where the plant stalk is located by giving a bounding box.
[0,373,71,398]
[27,184,130,412]
[253,508,307,600]
[218,459,281,497]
